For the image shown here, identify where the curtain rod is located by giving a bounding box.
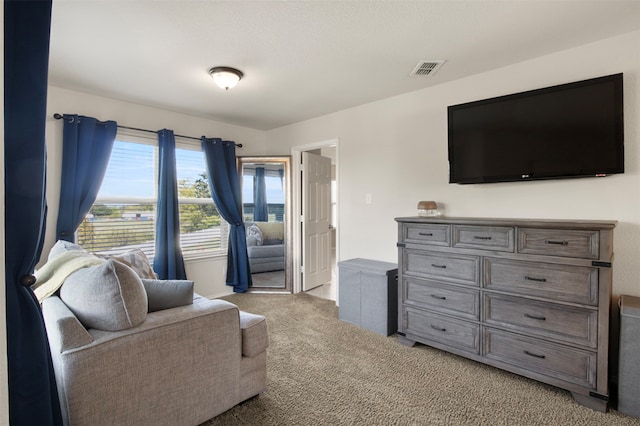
[53,113,242,148]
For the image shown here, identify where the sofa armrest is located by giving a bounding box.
[239,311,268,357]
[42,296,93,352]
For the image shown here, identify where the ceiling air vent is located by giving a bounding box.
[410,60,445,77]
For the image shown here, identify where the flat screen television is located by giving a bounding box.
[448,73,624,184]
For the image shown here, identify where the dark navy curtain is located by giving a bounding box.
[4,0,63,424]
[253,167,268,221]
[153,130,187,280]
[201,138,252,292]
[55,115,117,241]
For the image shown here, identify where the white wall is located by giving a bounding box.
[266,30,640,299]
[45,87,268,298]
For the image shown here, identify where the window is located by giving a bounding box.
[175,146,229,258]
[77,134,228,260]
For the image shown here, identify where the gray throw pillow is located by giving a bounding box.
[141,279,194,312]
[60,259,148,331]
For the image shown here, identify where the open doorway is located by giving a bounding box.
[291,141,338,301]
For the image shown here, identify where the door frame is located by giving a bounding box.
[291,139,339,295]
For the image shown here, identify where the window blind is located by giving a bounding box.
[77,139,229,259]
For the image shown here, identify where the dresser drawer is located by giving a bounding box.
[517,228,599,259]
[404,277,479,320]
[483,328,596,388]
[484,258,598,306]
[402,223,451,246]
[483,293,597,348]
[404,307,479,354]
[404,249,479,286]
[453,225,514,252]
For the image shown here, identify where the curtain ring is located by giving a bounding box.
[20,274,37,287]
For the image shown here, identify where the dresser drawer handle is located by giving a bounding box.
[431,264,447,269]
[525,276,547,283]
[430,294,447,300]
[419,232,434,236]
[473,236,492,240]
[524,313,546,321]
[524,350,546,359]
[430,324,446,332]
[545,240,569,246]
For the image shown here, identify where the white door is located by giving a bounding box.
[302,152,332,291]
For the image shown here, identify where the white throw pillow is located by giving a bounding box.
[246,224,263,246]
[48,240,85,261]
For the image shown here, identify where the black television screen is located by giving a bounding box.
[448,74,624,184]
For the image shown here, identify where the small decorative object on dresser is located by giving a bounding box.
[395,216,616,411]
[417,201,440,217]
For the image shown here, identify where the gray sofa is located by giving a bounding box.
[38,241,268,426]
[246,221,285,273]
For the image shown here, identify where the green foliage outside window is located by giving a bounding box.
[178,172,221,233]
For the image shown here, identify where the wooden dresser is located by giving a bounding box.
[395,217,616,411]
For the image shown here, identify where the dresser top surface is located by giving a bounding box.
[395,216,617,230]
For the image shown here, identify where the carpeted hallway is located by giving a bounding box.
[201,293,640,426]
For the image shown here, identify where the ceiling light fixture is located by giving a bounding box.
[209,66,243,91]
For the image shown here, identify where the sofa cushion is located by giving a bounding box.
[48,240,85,261]
[239,311,268,357]
[255,221,284,245]
[103,248,158,279]
[60,259,148,331]
[246,224,263,247]
[141,279,194,312]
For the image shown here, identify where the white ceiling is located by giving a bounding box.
[49,1,640,131]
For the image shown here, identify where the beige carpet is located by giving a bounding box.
[202,293,640,426]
